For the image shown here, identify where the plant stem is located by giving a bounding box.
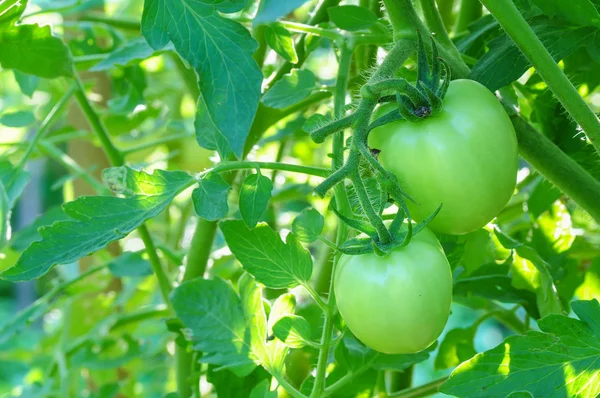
[310,41,354,398]
[302,282,329,312]
[280,21,343,41]
[39,142,110,195]
[388,377,448,397]
[13,86,74,178]
[409,0,600,226]
[174,217,220,398]
[109,305,169,331]
[268,0,341,89]
[71,71,172,310]
[169,52,200,98]
[78,14,140,31]
[420,0,455,51]
[121,132,195,156]
[453,0,481,34]
[204,161,330,178]
[138,226,174,308]
[508,107,600,224]
[480,0,600,157]
[72,74,124,166]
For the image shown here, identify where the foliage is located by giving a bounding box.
[0,0,599,397]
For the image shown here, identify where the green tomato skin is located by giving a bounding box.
[335,228,452,354]
[369,79,518,235]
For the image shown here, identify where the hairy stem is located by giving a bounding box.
[310,42,354,398]
[480,0,600,157]
[509,109,600,224]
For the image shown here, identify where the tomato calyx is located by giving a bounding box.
[336,204,443,256]
[304,34,446,251]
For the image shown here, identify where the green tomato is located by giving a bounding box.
[335,227,452,354]
[369,79,518,235]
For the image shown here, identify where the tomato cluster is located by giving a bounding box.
[335,80,518,354]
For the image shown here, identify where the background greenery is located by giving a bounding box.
[0,0,600,397]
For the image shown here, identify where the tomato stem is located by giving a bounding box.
[387,376,449,397]
[480,0,600,158]
[310,39,354,398]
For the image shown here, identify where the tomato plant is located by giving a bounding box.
[335,227,452,354]
[369,79,518,235]
[1,0,600,397]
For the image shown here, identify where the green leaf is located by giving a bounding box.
[265,23,298,63]
[10,206,71,252]
[262,69,316,109]
[207,367,272,398]
[460,229,495,275]
[253,0,310,25]
[0,24,73,78]
[0,159,30,208]
[220,220,313,289]
[531,0,600,27]
[194,96,234,158]
[90,38,164,72]
[141,0,262,158]
[12,71,39,98]
[495,229,564,317]
[528,177,562,218]
[441,300,600,397]
[470,18,596,91]
[108,251,153,277]
[1,167,194,281]
[0,291,50,345]
[71,335,142,370]
[192,172,231,221]
[0,0,27,31]
[239,173,273,229]
[453,262,540,319]
[292,208,324,243]
[302,113,328,134]
[0,110,35,127]
[249,379,277,398]
[171,277,257,376]
[335,334,434,373]
[272,315,312,348]
[327,5,379,31]
[264,293,295,371]
[434,327,477,370]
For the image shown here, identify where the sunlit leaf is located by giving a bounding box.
[220,220,313,289]
[265,23,298,63]
[1,167,194,281]
[273,315,312,348]
[0,24,73,78]
[292,208,324,243]
[442,300,600,397]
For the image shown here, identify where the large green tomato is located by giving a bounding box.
[335,227,452,354]
[369,79,518,235]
